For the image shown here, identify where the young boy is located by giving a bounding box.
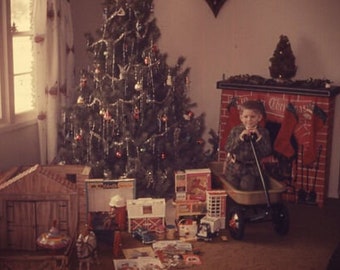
[224,100,272,191]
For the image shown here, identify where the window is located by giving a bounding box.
[0,0,35,127]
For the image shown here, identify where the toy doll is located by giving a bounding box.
[76,224,99,270]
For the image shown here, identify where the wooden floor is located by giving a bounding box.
[71,198,340,270]
[1,198,340,270]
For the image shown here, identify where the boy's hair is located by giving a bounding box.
[240,100,266,117]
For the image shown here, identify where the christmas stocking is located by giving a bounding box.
[295,104,327,166]
[274,102,298,159]
[221,97,241,149]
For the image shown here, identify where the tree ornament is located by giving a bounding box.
[99,108,105,116]
[161,114,168,122]
[146,95,152,104]
[160,152,166,160]
[94,64,101,75]
[79,75,87,88]
[77,96,85,104]
[115,150,122,158]
[75,131,83,141]
[166,69,172,86]
[136,20,143,32]
[197,138,204,145]
[152,44,158,52]
[146,170,154,188]
[118,64,130,80]
[158,169,168,183]
[144,56,151,65]
[183,111,194,120]
[134,81,143,91]
[117,7,126,17]
[133,106,140,120]
[103,110,112,120]
[103,168,112,179]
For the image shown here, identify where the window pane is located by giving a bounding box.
[13,36,33,74]
[14,73,34,114]
[11,0,32,32]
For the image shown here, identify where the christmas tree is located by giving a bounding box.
[269,35,297,80]
[58,0,217,197]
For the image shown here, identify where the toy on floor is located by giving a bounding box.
[132,227,156,244]
[36,220,71,250]
[113,230,122,258]
[103,194,127,231]
[196,216,221,241]
[76,224,99,270]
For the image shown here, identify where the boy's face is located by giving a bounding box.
[240,108,262,130]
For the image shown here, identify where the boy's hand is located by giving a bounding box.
[239,129,249,141]
[240,128,262,142]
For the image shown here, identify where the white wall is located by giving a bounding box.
[72,0,340,198]
[0,123,40,170]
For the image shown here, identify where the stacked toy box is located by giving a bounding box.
[174,168,211,219]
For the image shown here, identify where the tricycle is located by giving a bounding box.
[210,138,290,240]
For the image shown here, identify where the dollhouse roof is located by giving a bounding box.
[0,164,77,194]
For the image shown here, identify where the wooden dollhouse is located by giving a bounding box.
[0,164,90,270]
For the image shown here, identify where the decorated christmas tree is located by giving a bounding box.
[58,0,217,197]
[269,35,297,80]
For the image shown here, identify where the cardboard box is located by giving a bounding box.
[127,198,166,232]
[206,190,227,229]
[175,168,211,201]
[174,200,206,219]
[85,178,135,212]
[178,219,198,240]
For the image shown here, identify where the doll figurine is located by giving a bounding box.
[76,224,99,270]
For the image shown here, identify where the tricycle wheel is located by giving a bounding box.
[272,203,289,235]
[228,206,245,240]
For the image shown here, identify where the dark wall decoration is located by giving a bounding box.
[205,0,227,17]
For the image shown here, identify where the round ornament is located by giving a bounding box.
[134,81,143,91]
[183,111,194,120]
[160,152,166,160]
[75,133,82,141]
[115,150,122,158]
[161,114,168,122]
[144,56,151,65]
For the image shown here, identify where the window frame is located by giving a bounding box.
[0,0,36,132]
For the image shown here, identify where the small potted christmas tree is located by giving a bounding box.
[269,35,297,82]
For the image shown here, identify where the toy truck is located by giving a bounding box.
[132,227,156,244]
[196,216,221,241]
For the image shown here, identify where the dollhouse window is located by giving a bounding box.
[0,0,35,126]
[143,205,153,215]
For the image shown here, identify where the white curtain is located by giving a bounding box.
[33,0,74,164]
